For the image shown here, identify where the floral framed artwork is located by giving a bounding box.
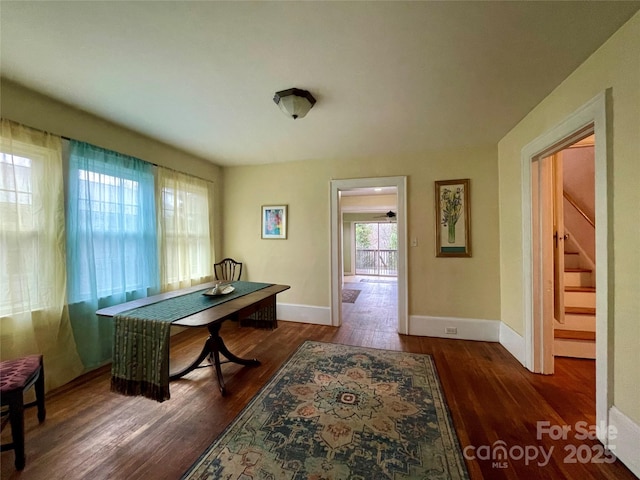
[435,179,471,257]
[261,205,288,239]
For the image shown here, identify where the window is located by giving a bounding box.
[66,141,159,303]
[157,168,213,289]
[0,142,58,315]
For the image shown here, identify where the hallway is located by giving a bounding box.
[343,275,397,333]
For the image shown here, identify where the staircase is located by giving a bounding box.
[554,247,596,359]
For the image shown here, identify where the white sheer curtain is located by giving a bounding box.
[0,119,83,391]
[156,167,215,291]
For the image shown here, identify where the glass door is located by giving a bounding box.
[354,222,397,276]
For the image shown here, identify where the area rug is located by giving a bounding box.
[182,341,469,480]
[341,288,361,303]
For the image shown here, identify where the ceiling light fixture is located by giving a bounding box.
[273,88,316,119]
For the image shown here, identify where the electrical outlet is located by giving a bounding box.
[445,327,458,334]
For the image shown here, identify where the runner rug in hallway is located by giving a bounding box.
[341,288,361,303]
[182,341,469,480]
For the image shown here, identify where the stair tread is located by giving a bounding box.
[565,251,579,255]
[565,286,596,293]
[554,329,596,341]
[565,268,592,273]
[565,306,596,315]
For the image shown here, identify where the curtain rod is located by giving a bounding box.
[2,119,217,185]
[60,135,217,185]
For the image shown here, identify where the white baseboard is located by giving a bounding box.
[408,315,500,342]
[276,305,528,369]
[499,322,526,366]
[609,405,640,478]
[277,303,332,326]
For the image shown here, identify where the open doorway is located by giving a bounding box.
[533,133,596,372]
[521,90,611,444]
[330,176,408,334]
[343,207,398,331]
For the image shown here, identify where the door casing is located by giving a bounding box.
[330,176,408,333]
[521,90,611,444]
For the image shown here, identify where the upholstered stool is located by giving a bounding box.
[0,354,46,470]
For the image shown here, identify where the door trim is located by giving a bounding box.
[520,90,611,444]
[330,176,408,333]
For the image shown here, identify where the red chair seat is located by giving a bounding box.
[0,354,46,470]
[0,355,42,392]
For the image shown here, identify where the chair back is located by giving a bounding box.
[214,258,242,281]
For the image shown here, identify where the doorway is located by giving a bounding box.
[533,133,596,373]
[330,176,408,334]
[354,222,398,277]
[521,90,611,444]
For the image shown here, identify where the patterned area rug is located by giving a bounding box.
[183,341,469,479]
[342,289,361,303]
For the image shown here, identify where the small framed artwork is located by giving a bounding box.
[261,205,288,239]
[435,179,471,257]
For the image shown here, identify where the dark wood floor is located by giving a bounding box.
[1,279,635,479]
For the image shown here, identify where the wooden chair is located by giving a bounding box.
[214,258,243,282]
[0,354,46,470]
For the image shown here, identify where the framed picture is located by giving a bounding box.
[261,205,288,239]
[435,179,471,257]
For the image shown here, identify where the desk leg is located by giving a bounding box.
[169,320,260,396]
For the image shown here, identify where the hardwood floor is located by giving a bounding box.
[1,280,635,479]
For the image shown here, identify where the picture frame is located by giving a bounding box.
[261,205,288,239]
[435,179,471,257]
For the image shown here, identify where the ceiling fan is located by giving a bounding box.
[374,210,397,221]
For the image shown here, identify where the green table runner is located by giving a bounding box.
[118,281,272,322]
[111,281,272,402]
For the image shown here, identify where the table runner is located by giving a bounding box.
[110,281,271,402]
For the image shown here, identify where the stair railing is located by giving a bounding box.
[563,191,594,228]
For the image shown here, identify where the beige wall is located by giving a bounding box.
[0,78,223,250]
[222,145,501,320]
[498,13,640,422]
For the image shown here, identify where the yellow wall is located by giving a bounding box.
[498,13,640,422]
[0,78,223,249]
[222,145,501,320]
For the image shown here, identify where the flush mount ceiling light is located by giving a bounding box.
[273,88,316,119]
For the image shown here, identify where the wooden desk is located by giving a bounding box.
[97,282,290,395]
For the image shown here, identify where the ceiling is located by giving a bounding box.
[1,1,638,167]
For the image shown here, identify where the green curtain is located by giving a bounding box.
[66,141,159,369]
